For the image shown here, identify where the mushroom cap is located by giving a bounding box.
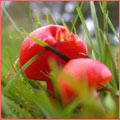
[57,58,112,104]
[19,25,88,81]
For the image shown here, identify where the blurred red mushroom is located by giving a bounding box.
[19,25,88,83]
[54,58,112,104]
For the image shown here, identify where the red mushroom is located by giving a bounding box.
[54,58,112,104]
[19,25,88,83]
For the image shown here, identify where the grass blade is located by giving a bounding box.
[28,35,70,62]
[75,2,98,57]
[90,1,102,61]
[99,2,119,40]
[46,13,51,25]
[103,35,119,89]
[48,11,58,25]
[109,49,119,89]
[29,7,33,31]
[48,59,62,106]
[108,18,119,40]
[61,18,68,28]
[71,21,77,34]
[102,1,107,33]
[34,9,42,28]
[71,1,84,32]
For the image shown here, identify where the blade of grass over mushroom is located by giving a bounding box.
[34,9,42,28]
[2,6,24,39]
[99,2,119,40]
[75,2,98,58]
[48,59,62,106]
[90,1,102,61]
[49,72,62,107]
[71,1,84,33]
[28,35,70,62]
[46,13,51,25]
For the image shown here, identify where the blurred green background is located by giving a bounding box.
[1,1,119,76]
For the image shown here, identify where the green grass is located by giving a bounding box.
[1,1,119,119]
